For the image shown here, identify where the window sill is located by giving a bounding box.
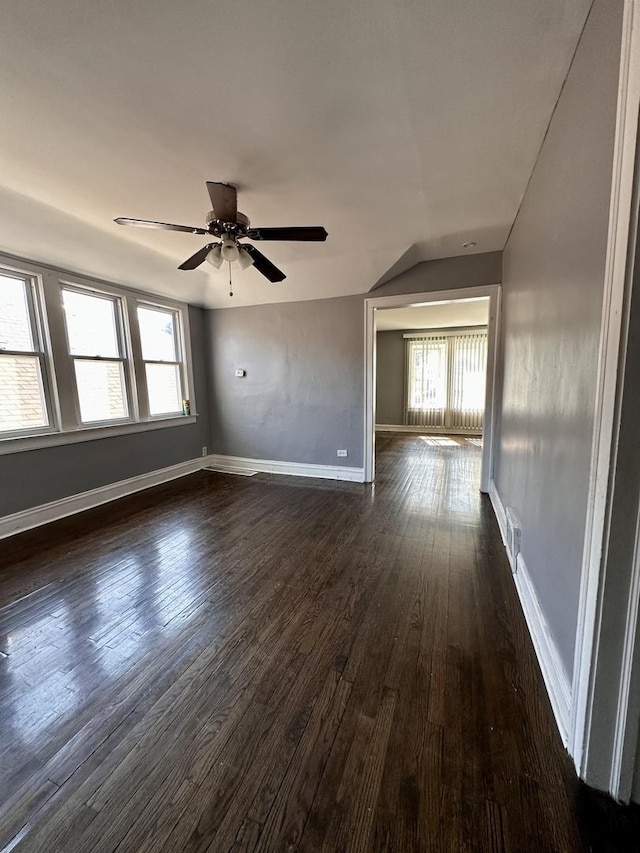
[0,414,198,456]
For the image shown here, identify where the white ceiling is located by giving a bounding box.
[377,297,489,332]
[0,0,590,308]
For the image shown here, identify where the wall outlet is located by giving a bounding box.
[201,446,208,457]
[235,369,246,377]
[337,449,348,457]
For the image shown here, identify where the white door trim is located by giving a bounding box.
[570,0,640,800]
[610,501,640,802]
[363,283,501,491]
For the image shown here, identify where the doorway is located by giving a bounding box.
[363,285,501,490]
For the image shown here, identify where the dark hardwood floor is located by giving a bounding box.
[1,433,639,852]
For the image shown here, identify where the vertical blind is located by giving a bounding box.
[405,329,487,430]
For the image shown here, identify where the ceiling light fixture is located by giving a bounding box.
[237,247,254,270]
[206,245,223,268]
[220,235,240,263]
[207,239,255,297]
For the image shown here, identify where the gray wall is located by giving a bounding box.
[376,331,405,425]
[206,252,500,469]
[493,0,623,679]
[370,251,501,297]
[207,296,364,467]
[0,305,210,517]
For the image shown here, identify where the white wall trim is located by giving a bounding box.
[364,284,501,490]
[514,550,572,746]
[489,479,508,547]
[571,0,640,789]
[610,503,640,800]
[489,479,572,745]
[0,456,206,540]
[0,414,198,457]
[208,453,365,483]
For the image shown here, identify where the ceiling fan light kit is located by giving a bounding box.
[206,245,223,269]
[114,181,328,290]
[237,247,254,270]
[220,236,240,263]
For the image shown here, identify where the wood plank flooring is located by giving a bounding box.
[1,433,639,852]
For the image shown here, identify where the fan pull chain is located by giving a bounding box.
[228,261,233,297]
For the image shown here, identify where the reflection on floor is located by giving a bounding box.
[418,435,460,446]
[0,433,639,851]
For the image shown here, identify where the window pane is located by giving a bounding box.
[138,307,177,362]
[145,363,182,415]
[456,342,487,412]
[409,340,447,409]
[74,360,128,423]
[63,289,120,357]
[0,276,34,351]
[0,354,48,432]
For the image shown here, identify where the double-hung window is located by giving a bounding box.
[0,256,195,452]
[0,273,51,436]
[61,287,130,424]
[137,305,184,417]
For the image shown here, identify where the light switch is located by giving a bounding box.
[235,369,246,377]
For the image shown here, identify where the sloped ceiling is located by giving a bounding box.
[0,0,590,308]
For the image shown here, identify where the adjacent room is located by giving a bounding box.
[2,1,640,850]
[376,298,490,436]
[374,297,491,507]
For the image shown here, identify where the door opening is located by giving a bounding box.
[363,284,501,490]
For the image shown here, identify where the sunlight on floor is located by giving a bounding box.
[419,436,458,446]
[466,438,483,447]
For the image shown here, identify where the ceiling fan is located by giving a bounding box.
[115,181,328,283]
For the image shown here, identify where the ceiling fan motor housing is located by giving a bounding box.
[206,210,250,236]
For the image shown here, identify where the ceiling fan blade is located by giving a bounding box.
[242,245,286,282]
[246,226,328,242]
[206,182,237,222]
[178,244,215,270]
[115,217,207,234]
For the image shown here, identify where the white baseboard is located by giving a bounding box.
[207,453,365,483]
[375,424,482,435]
[0,452,364,541]
[489,479,572,746]
[0,457,206,540]
[513,551,572,746]
[489,479,508,547]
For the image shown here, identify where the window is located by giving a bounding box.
[0,274,51,435]
[62,287,130,424]
[405,329,487,430]
[138,305,184,416]
[0,257,195,452]
[408,336,447,413]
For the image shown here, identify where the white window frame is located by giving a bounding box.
[0,268,58,440]
[0,255,198,456]
[135,300,187,419]
[60,283,134,428]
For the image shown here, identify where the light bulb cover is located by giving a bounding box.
[206,245,223,268]
[237,247,254,270]
[221,237,240,263]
